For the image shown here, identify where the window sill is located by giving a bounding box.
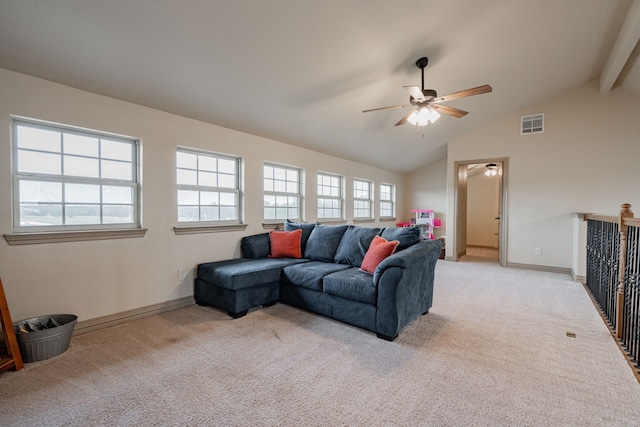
[262,222,284,230]
[379,217,397,222]
[317,219,347,225]
[4,228,148,246]
[174,224,248,235]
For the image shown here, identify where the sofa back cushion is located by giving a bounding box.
[304,224,348,262]
[284,220,317,252]
[380,226,420,252]
[241,233,271,259]
[333,225,381,267]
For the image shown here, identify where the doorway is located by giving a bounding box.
[453,158,508,266]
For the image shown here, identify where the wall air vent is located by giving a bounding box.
[521,113,544,135]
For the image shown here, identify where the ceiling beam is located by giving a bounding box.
[600,0,640,93]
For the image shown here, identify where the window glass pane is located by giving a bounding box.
[219,192,236,206]
[178,206,199,222]
[287,207,299,219]
[20,181,62,203]
[103,205,133,223]
[218,158,236,174]
[101,139,131,161]
[218,174,236,189]
[178,190,199,205]
[274,180,286,193]
[220,206,237,220]
[65,204,100,224]
[199,155,217,172]
[274,168,286,180]
[20,203,62,226]
[264,195,275,207]
[198,171,217,187]
[65,183,100,203]
[17,126,61,152]
[288,196,299,207]
[200,191,219,206]
[64,134,99,157]
[264,178,274,192]
[177,169,197,185]
[177,151,197,169]
[264,165,273,179]
[64,155,100,178]
[18,151,61,175]
[286,181,298,193]
[264,207,275,220]
[101,159,132,180]
[276,206,287,219]
[286,169,298,182]
[201,206,219,221]
[103,186,132,204]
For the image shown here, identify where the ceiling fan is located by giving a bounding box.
[362,57,492,127]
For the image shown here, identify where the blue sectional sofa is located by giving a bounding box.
[195,222,442,341]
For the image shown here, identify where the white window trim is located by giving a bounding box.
[263,162,303,223]
[379,182,396,220]
[353,178,373,220]
[10,116,142,240]
[176,146,242,227]
[317,172,344,221]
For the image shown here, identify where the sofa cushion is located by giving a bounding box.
[333,225,381,267]
[198,258,308,291]
[380,226,420,252]
[303,224,348,262]
[241,233,270,259]
[360,235,399,274]
[282,261,351,291]
[323,268,377,305]
[269,229,302,258]
[284,220,317,252]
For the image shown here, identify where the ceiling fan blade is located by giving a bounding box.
[362,104,411,113]
[431,104,468,118]
[433,84,492,103]
[395,108,417,126]
[403,85,425,102]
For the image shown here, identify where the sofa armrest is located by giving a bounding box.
[374,239,442,338]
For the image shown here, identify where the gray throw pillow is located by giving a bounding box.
[241,233,270,259]
[303,224,348,262]
[380,227,420,252]
[333,225,381,267]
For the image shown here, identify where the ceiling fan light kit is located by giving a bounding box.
[363,56,492,131]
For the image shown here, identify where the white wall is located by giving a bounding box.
[467,171,500,248]
[446,80,640,268]
[0,68,403,322]
[404,158,447,239]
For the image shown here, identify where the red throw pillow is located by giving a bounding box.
[269,229,303,258]
[360,235,399,274]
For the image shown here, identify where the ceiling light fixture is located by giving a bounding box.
[485,163,499,176]
[407,106,440,126]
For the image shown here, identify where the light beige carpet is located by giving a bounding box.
[1,260,639,426]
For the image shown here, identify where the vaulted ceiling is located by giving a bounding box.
[1,0,639,173]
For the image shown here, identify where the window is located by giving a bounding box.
[12,118,139,231]
[263,163,302,221]
[353,178,373,219]
[177,147,241,224]
[380,183,395,219]
[317,172,343,220]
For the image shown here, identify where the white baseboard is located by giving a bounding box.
[507,262,572,276]
[74,296,195,335]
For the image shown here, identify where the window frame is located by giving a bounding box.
[176,146,243,226]
[317,171,344,221]
[353,178,373,220]
[379,182,396,219]
[263,162,303,223]
[11,117,141,234]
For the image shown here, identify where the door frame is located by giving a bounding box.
[453,157,508,266]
